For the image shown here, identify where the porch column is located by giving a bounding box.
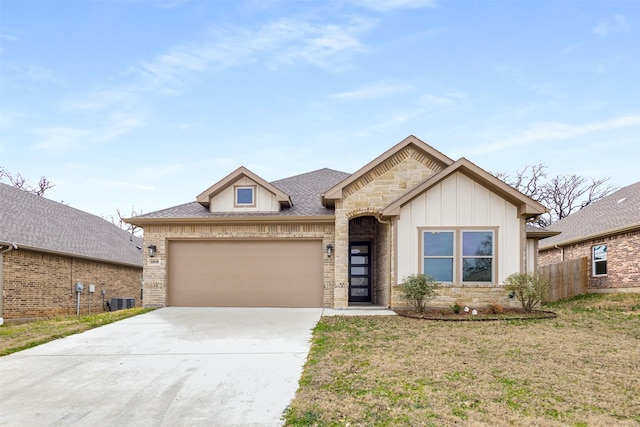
[333,209,349,308]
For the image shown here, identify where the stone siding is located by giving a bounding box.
[2,249,142,321]
[539,229,640,289]
[391,284,521,310]
[142,223,335,307]
[333,146,442,307]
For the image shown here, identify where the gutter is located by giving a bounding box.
[1,242,141,269]
[125,215,336,227]
[539,223,640,251]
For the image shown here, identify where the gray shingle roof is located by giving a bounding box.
[134,168,351,220]
[0,183,143,267]
[539,182,640,249]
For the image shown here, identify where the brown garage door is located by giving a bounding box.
[168,240,323,307]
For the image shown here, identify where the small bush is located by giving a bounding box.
[504,273,550,312]
[452,303,462,314]
[399,274,439,313]
[488,304,504,314]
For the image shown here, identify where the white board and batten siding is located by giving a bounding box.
[397,172,521,284]
[209,177,280,213]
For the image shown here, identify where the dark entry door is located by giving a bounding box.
[349,242,371,303]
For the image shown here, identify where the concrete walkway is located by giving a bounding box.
[0,308,324,427]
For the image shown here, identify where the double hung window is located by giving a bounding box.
[592,244,607,276]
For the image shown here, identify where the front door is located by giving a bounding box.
[349,242,371,303]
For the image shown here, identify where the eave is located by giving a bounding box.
[539,223,640,250]
[382,158,548,218]
[322,135,454,207]
[0,243,142,269]
[125,215,336,227]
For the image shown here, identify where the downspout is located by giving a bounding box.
[0,242,18,326]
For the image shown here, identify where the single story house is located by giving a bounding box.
[0,182,143,323]
[128,135,548,309]
[539,181,640,291]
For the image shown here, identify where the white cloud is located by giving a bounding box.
[8,63,65,84]
[34,126,90,152]
[129,16,374,89]
[456,114,640,158]
[101,180,156,191]
[330,83,412,100]
[594,14,631,36]
[354,0,437,12]
[62,89,135,112]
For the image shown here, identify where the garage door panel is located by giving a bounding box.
[168,240,323,307]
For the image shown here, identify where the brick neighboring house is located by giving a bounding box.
[128,135,548,310]
[539,182,640,291]
[0,183,143,323]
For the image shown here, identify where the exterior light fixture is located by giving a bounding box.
[326,244,333,258]
[148,245,157,258]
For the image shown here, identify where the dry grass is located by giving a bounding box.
[284,293,640,426]
[0,308,153,356]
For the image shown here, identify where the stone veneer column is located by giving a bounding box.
[333,208,349,308]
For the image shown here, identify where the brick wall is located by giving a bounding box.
[2,249,142,321]
[538,229,640,290]
[142,223,335,307]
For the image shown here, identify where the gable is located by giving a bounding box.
[322,135,453,208]
[196,166,292,213]
[382,158,547,219]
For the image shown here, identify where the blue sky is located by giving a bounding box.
[1,0,639,219]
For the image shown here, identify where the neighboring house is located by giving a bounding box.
[0,183,143,323]
[128,135,547,309]
[539,182,640,291]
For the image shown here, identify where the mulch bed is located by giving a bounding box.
[394,307,557,321]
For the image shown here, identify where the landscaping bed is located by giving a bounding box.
[395,307,557,321]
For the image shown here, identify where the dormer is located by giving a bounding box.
[196,166,292,213]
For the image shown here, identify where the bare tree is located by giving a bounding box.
[496,163,617,227]
[0,167,54,196]
[106,207,143,238]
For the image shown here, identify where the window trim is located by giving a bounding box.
[592,244,607,277]
[421,230,455,283]
[460,230,495,283]
[234,185,256,207]
[419,227,498,284]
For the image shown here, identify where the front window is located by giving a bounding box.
[593,244,607,276]
[421,229,495,283]
[462,231,493,282]
[423,231,454,282]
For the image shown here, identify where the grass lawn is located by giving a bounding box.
[0,308,153,356]
[284,293,640,426]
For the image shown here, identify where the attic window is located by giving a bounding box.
[235,185,255,207]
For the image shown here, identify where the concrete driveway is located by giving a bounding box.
[0,307,323,427]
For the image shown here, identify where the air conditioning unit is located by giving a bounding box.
[110,298,135,311]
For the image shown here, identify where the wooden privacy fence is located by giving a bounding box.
[539,257,589,302]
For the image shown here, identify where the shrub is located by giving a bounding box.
[504,273,550,312]
[452,303,462,314]
[487,304,504,314]
[399,274,439,313]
